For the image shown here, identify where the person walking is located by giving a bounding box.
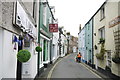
[76,52,82,62]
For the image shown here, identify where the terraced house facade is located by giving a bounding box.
[78,0,120,78]
[93,0,120,77]
[0,0,39,79]
[39,0,56,68]
[0,0,58,79]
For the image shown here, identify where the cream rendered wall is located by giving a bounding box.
[94,8,106,69]
[94,1,120,77]
[105,1,120,77]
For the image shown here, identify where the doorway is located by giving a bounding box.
[43,40,46,61]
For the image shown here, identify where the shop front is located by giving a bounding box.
[40,34,50,68]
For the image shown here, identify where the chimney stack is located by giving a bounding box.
[79,24,81,32]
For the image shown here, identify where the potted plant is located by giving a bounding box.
[96,53,104,60]
[112,52,120,64]
[17,49,31,63]
[105,66,111,73]
[96,43,106,60]
[35,46,42,52]
[99,38,105,44]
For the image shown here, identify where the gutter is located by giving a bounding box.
[92,18,94,68]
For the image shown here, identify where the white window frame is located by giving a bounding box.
[100,6,105,20]
[33,0,37,23]
[99,27,105,39]
[43,5,47,27]
[49,17,52,24]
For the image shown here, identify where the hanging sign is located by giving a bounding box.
[49,24,58,32]
[13,1,36,39]
[109,16,120,28]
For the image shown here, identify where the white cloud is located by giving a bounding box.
[48,0,106,37]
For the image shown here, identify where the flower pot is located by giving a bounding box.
[112,57,120,64]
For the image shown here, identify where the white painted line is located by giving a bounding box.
[47,54,70,79]
[80,63,103,79]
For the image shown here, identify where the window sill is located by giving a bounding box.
[100,17,105,21]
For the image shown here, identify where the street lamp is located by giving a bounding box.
[66,32,70,54]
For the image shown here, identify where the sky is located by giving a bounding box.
[48,0,106,37]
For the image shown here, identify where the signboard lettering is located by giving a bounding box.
[49,24,58,32]
[109,16,120,28]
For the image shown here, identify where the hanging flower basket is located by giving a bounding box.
[105,66,111,72]
[96,53,104,60]
[17,49,31,63]
[96,43,106,60]
[112,52,120,64]
[35,46,42,52]
[99,38,105,44]
[112,57,120,64]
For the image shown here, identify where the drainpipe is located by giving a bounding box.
[59,29,61,56]
[37,0,41,76]
[92,19,94,68]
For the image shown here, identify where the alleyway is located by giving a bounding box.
[47,53,102,79]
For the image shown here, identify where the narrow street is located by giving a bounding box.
[48,53,102,79]
[1,0,120,79]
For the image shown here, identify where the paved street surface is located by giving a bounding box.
[50,53,101,79]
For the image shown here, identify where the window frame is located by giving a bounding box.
[43,4,47,27]
[33,0,37,23]
[100,6,105,21]
[98,27,105,39]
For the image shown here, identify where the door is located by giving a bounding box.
[43,40,46,61]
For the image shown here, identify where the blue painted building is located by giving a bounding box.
[78,27,86,62]
[84,19,93,65]
[78,18,94,65]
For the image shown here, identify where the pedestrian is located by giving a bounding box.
[76,52,82,62]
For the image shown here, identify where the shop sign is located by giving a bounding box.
[13,1,36,39]
[49,24,58,32]
[24,34,30,47]
[109,16,120,28]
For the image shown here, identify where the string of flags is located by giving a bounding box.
[12,35,39,50]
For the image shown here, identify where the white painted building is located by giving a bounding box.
[73,46,77,53]
[61,34,66,57]
[51,32,59,63]
[0,0,39,79]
